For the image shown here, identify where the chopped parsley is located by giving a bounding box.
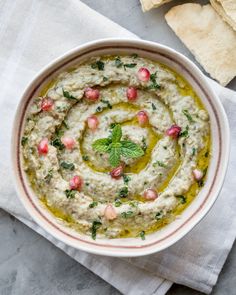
[91,220,102,240]
[205,151,209,158]
[176,195,187,204]
[115,57,123,68]
[96,106,103,113]
[91,60,104,71]
[121,211,133,218]
[151,103,157,110]
[153,160,167,168]
[82,155,89,161]
[62,89,77,100]
[155,210,163,220]
[179,125,189,138]
[62,120,69,129]
[110,123,117,129]
[101,99,112,109]
[148,72,160,90]
[119,186,129,198]
[131,53,138,59]
[60,161,75,170]
[21,136,28,146]
[114,199,122,207]
[182,110,194,122]
[123,63,137,70]
[141,137,147,152]
[192,147,196,156]
[89,201,98,208]
[51,138,65,150]
[44,169,53,184]
[197,167,208,187]
[129,201,138,208]
[103,76,108,82]
[123,174,131,185]
[64,189,76,199]
[140,231,145,240]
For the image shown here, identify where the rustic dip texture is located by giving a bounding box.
[21,55,211,240]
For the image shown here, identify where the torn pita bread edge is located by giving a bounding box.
[165,3,236,86]
[211,0,236,31]
[140,0,172,12]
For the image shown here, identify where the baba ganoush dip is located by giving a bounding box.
[21,54,211,240]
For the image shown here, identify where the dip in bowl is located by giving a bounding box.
[12,39,229,256]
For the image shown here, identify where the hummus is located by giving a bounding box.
[21,55,211,240]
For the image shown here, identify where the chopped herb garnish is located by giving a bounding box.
[62,89,77,100]
[60,161,75,171]
[131,53,138,58]
[176,195,187,204]
[62,120,69,129]
[85,182,90,186]
[91,220,102,240]
[140,231,145,240]
[82,155,89,161]
[192,147,196,156]
[91,60,104,71]
[110,123,117,129]
[119,186,129,198]
[151,103,157,110]
[114,199,122,207]
[197,167,208,187]
[153,160,167,168]
[115,57,123,68]
[179,126,189,138]
[163,146,167,150]
[129,201,137,208]
[103,76,108,82]
[182,110,194,122]
[123,63,137,70]
[21,136,28,146]
[121,211,133,218]
[148,72,160,90]
[89,201,98,208]
[44,169,53,184]
[155,210,163,220]
[64,189,76,199]
[51,138,65,150]
[101,99,112,109]
[205,151,209,158]
[141,137,147,152]
[123,174,131,185]
[96,106,103,113]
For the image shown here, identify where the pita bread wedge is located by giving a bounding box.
[165,3,236,86]
[210,0,236,31]
[140,0,172,12]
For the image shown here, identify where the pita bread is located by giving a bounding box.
[165,3,236,86]
[211,0,236,31]
[140,0,172,12]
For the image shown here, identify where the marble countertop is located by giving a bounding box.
[1,0,235,294]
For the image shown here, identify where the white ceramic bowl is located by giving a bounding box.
[11,39,230,257]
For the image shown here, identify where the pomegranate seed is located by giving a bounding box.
[61,137,76,150]
[193,169,203,181]
[69,175,83,191]
[143,189,158,200]
[126,86,138,101]
[84,87,100,101]
[37,138,49,155]
[137,67,150,82]
[166,125,182,139]
[104,204,117,220]
[110,165,124,179]
[137,110,149,126]
[40,97,54,111]
[87,115,99,130]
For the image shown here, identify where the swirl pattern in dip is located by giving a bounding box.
[21,55,211,240]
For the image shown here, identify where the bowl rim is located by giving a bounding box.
[11,38,230,257]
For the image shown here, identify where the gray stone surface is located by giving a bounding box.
[1,0,235,294]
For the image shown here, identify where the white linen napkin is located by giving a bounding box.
[0,0,235,294]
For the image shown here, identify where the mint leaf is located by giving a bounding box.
[111,124,122,143]
[91,220,102,240]
[120,141,144,158]
[182,110,194,122]
[109,147,121,167]
[92,138,111,152]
